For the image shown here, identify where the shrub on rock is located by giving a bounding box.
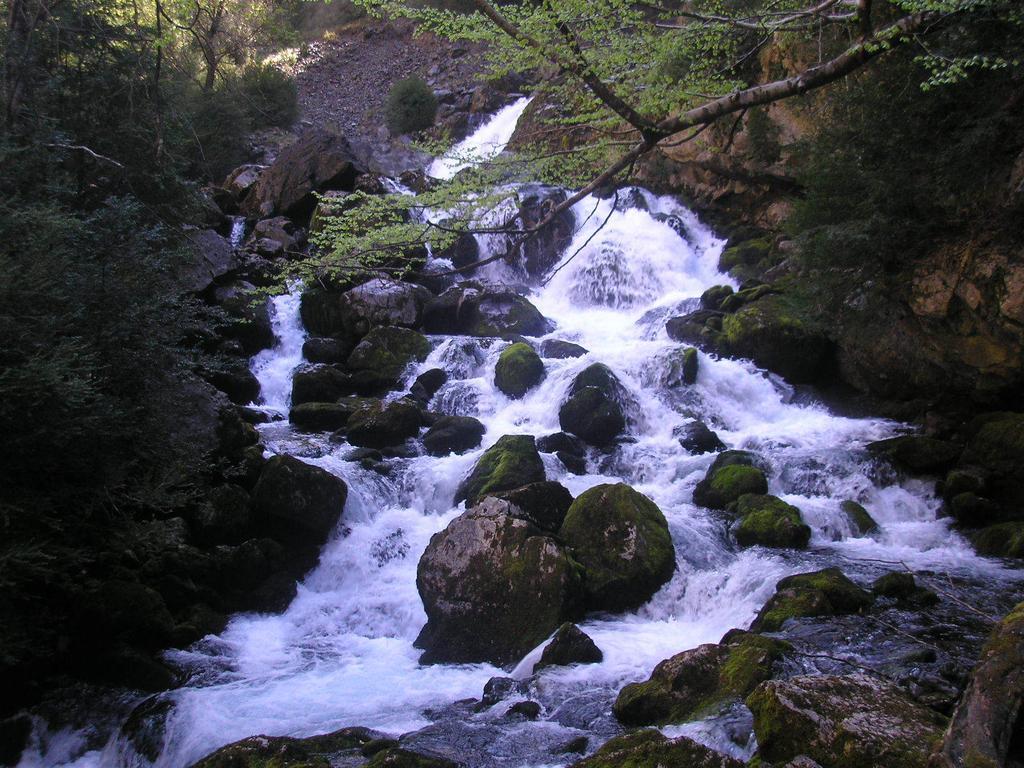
[751,568,872,633]
[385,77,438,135]
[559,483,675,612]
[733,494,811,549]
[415,498,584,665]
[558,363,630,447]
[454,435,546,506]
[494,342,545,398]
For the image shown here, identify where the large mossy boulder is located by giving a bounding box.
[971,521,1024,558]
[289,398,372,432]
[693,463,768,510]
[414,498,584,665]
[346,326,431,391]
[291,364,349,405]
[191,728,382,768]
[300,279,431,343]
[558,363,630,447]
[251,455,348,544]
[559,483,675,612]
[747,673,947,768]
[454,435,546,506]
[423,285,552,338]
[733,494,811,549]
[932,601,1024,768]
[422,415,486,456]
[961,411,1024,509]
[614,632,788,726]
[489,481,573,534]
[345,400,423,449]
[751,568,873,633]
[570,730,744,768]
[494,342,545,398]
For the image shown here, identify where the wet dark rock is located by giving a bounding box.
[423,285,553,338]
[535,623,603,670]
[508,700,541,719]
[490,481,573,533]
[571,730,744,768]
[558,363,630,447]
[435,223,479,274]
[701,285,735,311]
[291,364,349,405]
[223,163,263,202]
[422,415,486,456]
[614,632,788,726]
[537,431,586,456]
[494,342,545,398]
[677,421,727,454]
[410,368,448,405]
[747,673,947,768]
[555,736,589,755]
[733,494,811,549]
[289,399,368,432]
[871,572,939,606]
[868,435,962,474]
[540,339,588,359]
[751,568,873,632]
[0,714,31,766]
[76,580,176,649]
[346,399,424,449]
[193,484,253,545]
[244,128,364,220]
[454,435,546,506]
[960,411,1024,510]
[365,747,460,768]
[665,309,724,344]
[559,483,675,612]
[971,522,1024,557]
[180,228,237,294]
[212,281,275,355]
[251,455,347,545]
[841,499,879,536]
[481,676,528,706]
[932,601,1024,768]
[516,186,575,281]
[190,726,383,767]
[693,462,769,511]
[303,336,354,364]
[201,360,261,405]
[346,326,432,391]
[665,347,699,387]
[415,498,584,665]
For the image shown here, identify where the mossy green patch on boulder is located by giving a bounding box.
[693,464,768,510]
[747,673,947,768]
[571,730,744,768]
[558,363,630,447]
[454,435,546,506]
[871,572,939,605]
[961,413,1024,501]
[751,567,873,633]
[700,284,735,311]
[346,325,431,387]
[614,632,789,726]
[289,399,372,432]
[364,747,459,768]
[345,399,423,449]
[191,726,381,767]
[559,483,675,612]
[494,342,545,399]
[841,500,879,536]
[971,522,1024,558]
[733,494,811,549]
[665,347,699,387]
[719,236,772,274]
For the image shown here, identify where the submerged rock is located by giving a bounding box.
[535,623,603,671]
[558,363,631,447]
[415,498,584,665]
[422,415,486,456]
[932,601,1024,768]
[751,568,873,632]
[871,572,938,605]
[454,435,546,506]
[494,342,545,398]
[614,631,788,726]
[571,730,743,768]
[677,421,727,454]
[559,483,675,612]
[747,673,947,768]
[733,494,811,549]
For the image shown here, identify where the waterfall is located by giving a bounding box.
[248,287,306,415]
[427,97,532,180]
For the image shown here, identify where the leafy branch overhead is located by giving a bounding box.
[311,0,1019,280]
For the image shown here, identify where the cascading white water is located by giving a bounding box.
[427,97,532,180]
[24,101,1021,768]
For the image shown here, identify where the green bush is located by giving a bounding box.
[385,76,438,135]
[239,62,299,130]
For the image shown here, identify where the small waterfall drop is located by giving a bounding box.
[427,96,532,180]
[249,287,306,414]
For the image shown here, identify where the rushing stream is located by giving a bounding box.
[21,96,1023,768]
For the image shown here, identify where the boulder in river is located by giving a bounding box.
[693,463,768,510]
[665,347,699,387]
[489,481,573,533]
[750,568,873,632]
[291,364,349,405]
[558,363,630,447]
[454,435,546,506]
[960,411,1024,510]
[747,673,947,768]
[732,494,811,549]
[570,730,744,768]
[494,342,545,398]
[614,631,789,726]
[540,339,588,359]
[931,601,1024,768]
[516,185,575,281]
[867,435,962,473]
[289,398,372,432]
[559,483,675,612]
[841,499,879,536]
[422,415,486,456]
[346,326,431,391]
[700,284,735,311]
[535,623,603,671]
[423,285,553,338]
[335,278,432,341]
[676,421,726,455]
[191,726,387,767]
[537,431,588,475]
[345,399,424,449]
[971,521,1024,557]
[302,337,354,365]
[251,455,348,545]
[415,498,584,665]
[870,571,938,605]
[410,368,448,405]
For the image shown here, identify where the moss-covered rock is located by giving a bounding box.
[558,363,630,447]
[191,726,380,767]
[665,347,699,387]
[870,572,938,606]
[948,491,1003,528]
[867,435,962,473]
[494,342,545,398]
[489,481,573,534]
[291,364,349,406]
[733,494,811,549]
[415,497,584,665]
[971,522,1024,558]
[345,399,423,449]
[701,284,735,311]
[559,483,675,612]
[364,748,459,768]
[932,602,1024,768]
[346,326,431,390]
[289,399,371,432]
[693,464,769,510]
[748,673,946,768]
[960,412,1024,509]
[570,730,744,768]
[751,568,873,632]
[614,632,789,725]
[841,500,879,536]
[454,435,546,506]
[719,236,772,274]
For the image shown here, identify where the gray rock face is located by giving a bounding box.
[179,228,237,293]
[415,498,584,665]
[746,673,947,768]
[300,279,431,341]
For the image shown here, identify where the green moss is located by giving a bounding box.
[365,747,458,768]
[455,434,546,505]
[752,567,873,632]
[734,494,811,549]
[193,729,375,767]
[665,347,699,386]
[574,730,743,768]
[719,236,772,273]
[494,342,545,398]
[718,634,790,697]
[347,326,431,381]
[971,522,1024,558]
[871,572,939,605]
[693,464,769,510]
[841,500,879,536]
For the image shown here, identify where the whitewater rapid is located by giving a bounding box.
[21,91,1018,768]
